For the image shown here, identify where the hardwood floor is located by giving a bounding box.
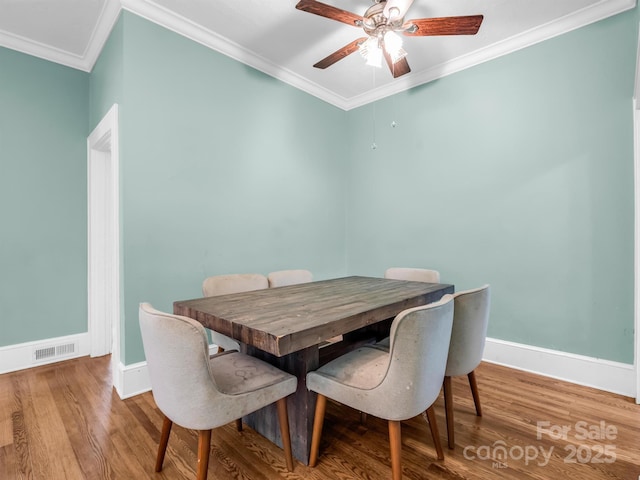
[1,355,638,479]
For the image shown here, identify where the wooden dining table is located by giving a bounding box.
[173,275,454,465]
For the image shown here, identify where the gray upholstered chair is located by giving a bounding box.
[267,269,313,288]
[139,303,297,480]
[384,266,441,283]
[443,284,491,449]
[306,296,454,480]
[201,273,269,352]
[373,267,442,351]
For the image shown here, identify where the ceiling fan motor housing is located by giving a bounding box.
[362,1,404,37]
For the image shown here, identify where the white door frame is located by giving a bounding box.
[634,103,640,404]
[634,27,640,403]
[87,104,121,390]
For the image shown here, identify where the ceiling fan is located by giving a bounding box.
[295,0,484,78]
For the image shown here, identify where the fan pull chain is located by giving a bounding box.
[371,68,377,150]
[371,102,377,150]
[391,92,398,129]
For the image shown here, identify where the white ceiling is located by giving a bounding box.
[0,0,635,110]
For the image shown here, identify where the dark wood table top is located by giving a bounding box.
[174,275,454,357]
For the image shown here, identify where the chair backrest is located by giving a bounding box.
[380,295,454,420]
[139,303,221,428]
[202,273,268,297]
[445,285,491,377]
[384,267,441,283]
[267,269,313,288]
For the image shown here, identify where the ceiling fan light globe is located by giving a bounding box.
[366,46,383,67]
[359,36,383,67]
[383,30,406,63]
[383,30,403,49]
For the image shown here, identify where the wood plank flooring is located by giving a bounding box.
[1,355,638,479]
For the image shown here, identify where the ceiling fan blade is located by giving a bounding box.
[296,0,362,27]
[383,49,411,78]
[402,15,484,36]
[314,37,367,69]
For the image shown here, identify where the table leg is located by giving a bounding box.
[242,344,319,465]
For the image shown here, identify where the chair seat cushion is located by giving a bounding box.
[307,347,397,418]
[308,346,389,391]
[307,297,455,421]
[210,351,296,396]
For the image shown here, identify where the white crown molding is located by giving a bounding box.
[83,0,123,72]
[122,0,636,110]
[122,0,635,110]
[0,29,88,71]
[0,0,120,72]
[0,0,634,104]
[347,0,637,109]
[119,0,352,110]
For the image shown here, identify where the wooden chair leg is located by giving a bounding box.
[424,406,444,460]
[443,376,455,449]
[155,415,173,472]
[196,430,212,480]
[276,398,295,472]
[235,419,243,432]
[388,420,402,480]
[360,412,367,424]
[468,370,482,417]
[309,394,327,467]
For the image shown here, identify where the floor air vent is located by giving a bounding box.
[33,342,77,363]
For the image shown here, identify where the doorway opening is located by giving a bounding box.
[87,104,121,390]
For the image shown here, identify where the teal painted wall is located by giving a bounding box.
[345,11,637,363]
[89,14,124,130]
[0,48,89,346]
[1,8,637,367]
[88,14,126,359]
[118,14,348,363]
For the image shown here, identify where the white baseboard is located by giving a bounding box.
[0,333,91,374]
[115,360,151,399]
[3,336,635,401]
[113,344,219,399]
[0,333,152,400]
[483,337,636,398]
